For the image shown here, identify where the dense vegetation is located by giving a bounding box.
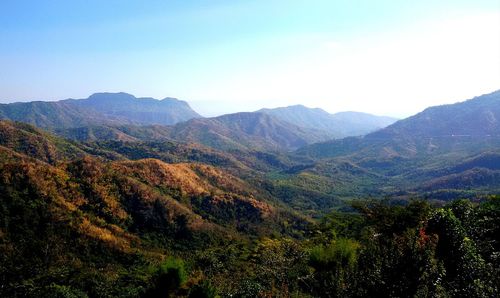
[1,168,498,297]
[1,90,500,297]
[1,121,499,297]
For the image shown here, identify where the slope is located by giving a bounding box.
[259,104,397,137]
[0,92,201,129]
[0,120,104,163]
[291,90,500,201]
[166,112,334,151]
[66,92,201,125]
[298,90,500,160]
[0,100,128,129]
[0,122,311,296]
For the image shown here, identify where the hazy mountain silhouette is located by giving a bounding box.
[259,105,397,137]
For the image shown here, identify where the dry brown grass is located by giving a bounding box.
[78,217,139,253]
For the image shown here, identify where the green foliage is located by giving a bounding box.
[189,281,219,298]
[428,207,496,296]
[251,238,309,296]
[309,238,360,271]
[1,120,500,297]
[37,284,89,298]
[146,257,187,297]
[308,238,360,297]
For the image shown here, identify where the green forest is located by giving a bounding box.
[1,90,500,297]
[1,173,499,297]
[2,0,500,296]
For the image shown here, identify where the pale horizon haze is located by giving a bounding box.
[1,1,499,118]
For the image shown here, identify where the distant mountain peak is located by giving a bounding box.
[167,111,333,151]
[0,92,202,128]
[258,104,397,138]
[374,89,500,138]
[260,104,325,111]
[299,90,500,159]
[85,92,184,104]
[160,96,182,101]
[285,104,311,109]
[87,92,135,100]
[74,92,201,125]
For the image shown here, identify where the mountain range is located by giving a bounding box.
[2,90,500,199]
[54,112,334,152]
[0,119,308,236]
[259,105,397,137]
[163,112,334,151]
[1,92,398,152]
[2,90,499,208]
[0,92,201,128]
[66,92,202,125]
[298,90,500,159]
[1,89,500,296]
[290,90,500,203]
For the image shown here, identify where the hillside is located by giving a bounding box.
[291,90,500,200]
[0,120,317,207]
[166,112,334,151]
[66,92,201,125]
[298,90,500,160]
[0,122,313,296]
[0,120,110,163]
[259,105,397,137]
[0,121,309,233]
[373,90,500,138]
[1,97,499,297]
[57,112,334,152]
[0,100,129,129]
[0,92,201,129]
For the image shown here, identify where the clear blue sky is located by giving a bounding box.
[1,0,499,117]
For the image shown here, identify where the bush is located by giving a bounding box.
[146,257,187,297]
[309,238,360,271]
[189,281,219,298]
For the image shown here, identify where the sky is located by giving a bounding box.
[1,0,499,117]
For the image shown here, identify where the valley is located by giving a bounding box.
[1,90,499,297]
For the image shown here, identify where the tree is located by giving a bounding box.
[146,257,187,298]
[309,238,360,297]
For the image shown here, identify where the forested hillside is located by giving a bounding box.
[0,93,201,128]
[1,90,500,297]
[3,0,498,296]
[292,91,500,203]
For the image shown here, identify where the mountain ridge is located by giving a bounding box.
[288,90,500,200]
[258,104,397,138]
[1,92,499,296]
[0,92,201,128]
[165,111,334,151]
[298,90,500,159]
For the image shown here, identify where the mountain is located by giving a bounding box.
[1,97,499,297]
[1,93,395,153]
[0,100,128,129]
[0,92,201,129]
[66,92,201,125]
[3,90,500,206]
[0,120,314,296]
[165,112,334,151]
[0,120,120,163]
[298,90,500,160]
[1,119,333,215]
[56,111,335,152]
[329,111,399,136]
[291,90,500,199]
[258,105,397,137]
[373,90,500,138]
